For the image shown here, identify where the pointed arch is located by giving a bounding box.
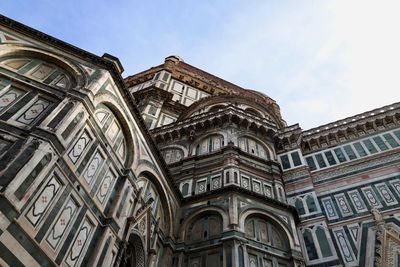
[122,233,146,267]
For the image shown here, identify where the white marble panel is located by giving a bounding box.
[65,218,94,267]
[25,176,61,227]
[17,99,50,125]
[46,198,78,249]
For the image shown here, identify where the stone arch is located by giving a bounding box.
[136,170,173,237]
[244,107,264,118]
[93,97,136,168]
[179,206,229,241]
[299,223,335,262]
[185,212,223,243]
[236,134,274,160]
[159,145,187,164]
[207,104,227,113]
[177,94,286,128]
[190,131,227,156]
[160,144,188,157]
[122,232,146,267]
[239,209,296,250]
[244,214,290,251]
[0,45,87,88]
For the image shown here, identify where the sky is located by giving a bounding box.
[1,0,400,130]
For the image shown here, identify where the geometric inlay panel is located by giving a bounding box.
[31,64,54,80]
[25,176,61,227]
[376,183,398,206]
[362,187,382,208]
[68,130,92,164]
[16,98,50,125]
[46,197,78,249]
[65,218,94,267]
[96,169,116,204]
[0,87,24,111]
[83,151,104,186]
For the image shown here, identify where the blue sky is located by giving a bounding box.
[1,0,400,129]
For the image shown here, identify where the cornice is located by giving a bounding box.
[166,145,282,174]
[124,65,164,87]
[132,85,173,103]
[276,102,400,153]
[123,56,285,123]
[151,105,278,143]
[177,93,284,127]
[303,102,400,139]
[182,184,300,223]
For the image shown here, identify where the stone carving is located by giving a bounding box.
[371,208,383,223]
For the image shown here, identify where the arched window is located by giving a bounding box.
[244,216,289,251]
[234,172,238,183]
[196,135,224,155]
[161,147,184,164]
[125,234,145,267]
[316,227,333,257]
[208,105,226,113]
[303,229,318,260]
[225,171,230,184]
[245,108,263,118]
[237,137,269,159]
[295,198,305,215]
[94,104,128,163]
[186,214,222,242]
[306,195,317,213]
[181,183,189,196]
[278,188,284,198]
[0,56,73,89]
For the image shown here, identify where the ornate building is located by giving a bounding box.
[0,14,399,267]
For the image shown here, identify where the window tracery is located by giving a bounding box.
[238,136,269,159]
[244,216,289,251]
[196,135,224,155]
[186,214,223,242]
[161,147,184,164]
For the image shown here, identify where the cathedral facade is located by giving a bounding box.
[0,15,399,267]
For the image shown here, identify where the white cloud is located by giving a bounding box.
[184,1,400,129]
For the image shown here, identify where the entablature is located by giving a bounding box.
[276,124,303,152]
